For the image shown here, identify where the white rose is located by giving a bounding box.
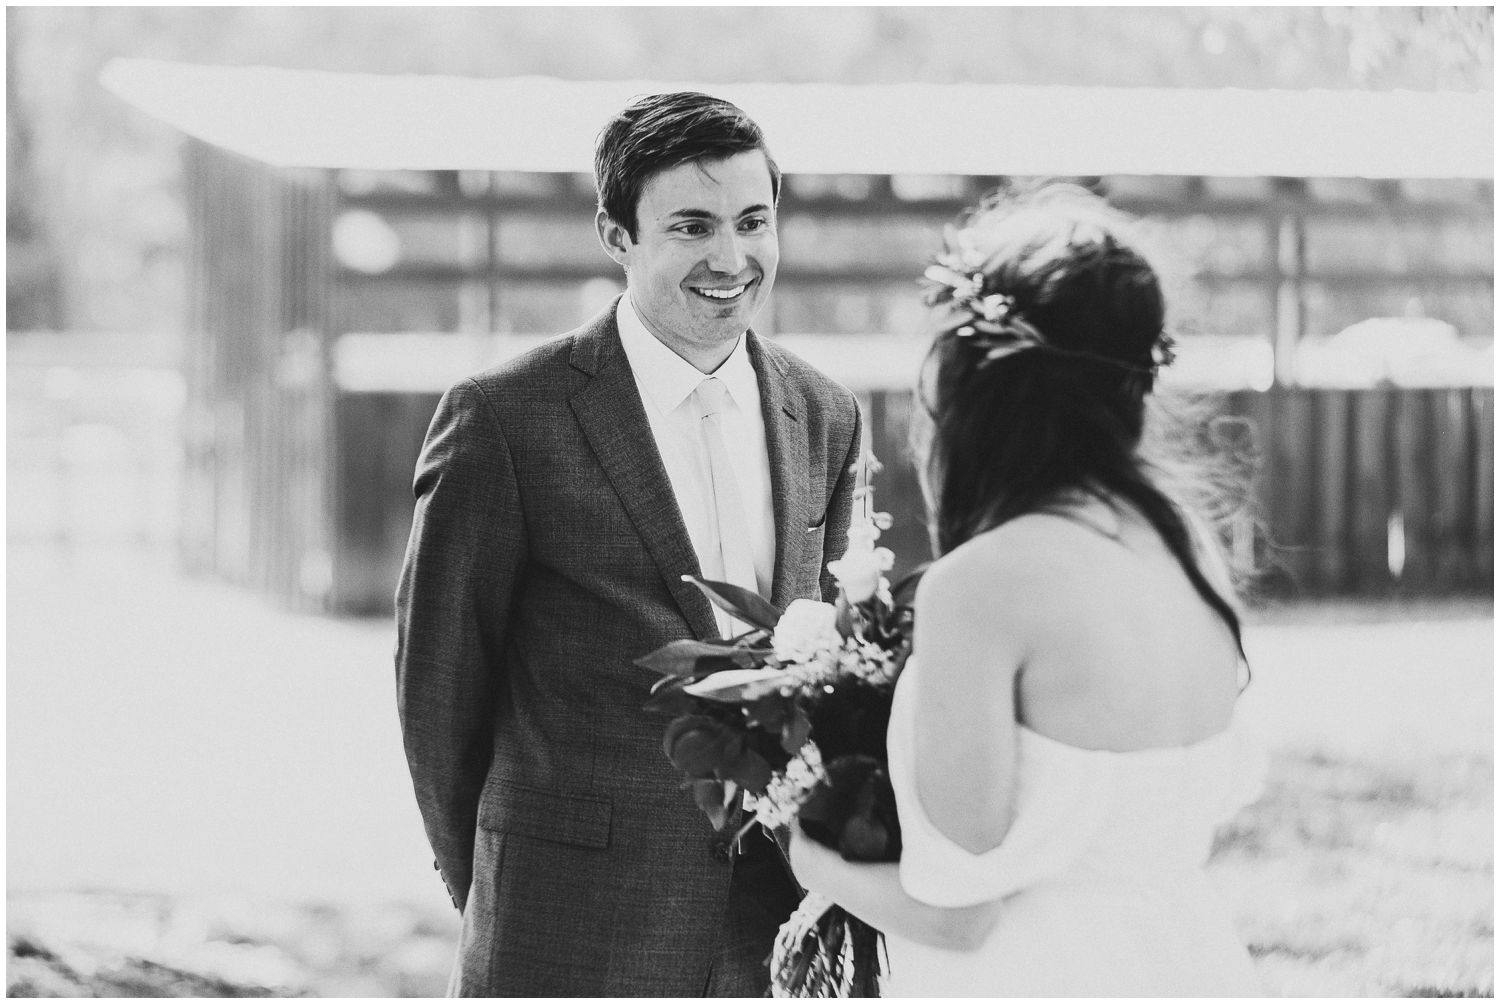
[772,599,842,658]
[828,546,895,604]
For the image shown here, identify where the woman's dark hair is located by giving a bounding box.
[913,182,1247,659]
[594,91,781,240]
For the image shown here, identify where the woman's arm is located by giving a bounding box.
[908,542,1030,853]
[788,827,1001,952]
[784,536,1040,950]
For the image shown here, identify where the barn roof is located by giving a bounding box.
[101,58,1492,179]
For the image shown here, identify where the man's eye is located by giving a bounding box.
[740,217,770,233]
[675,223,707,236]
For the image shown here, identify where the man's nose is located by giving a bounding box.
[703,230,749,276]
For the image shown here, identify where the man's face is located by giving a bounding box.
[598,150,779,368]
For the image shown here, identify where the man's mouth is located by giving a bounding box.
[688,282,751,303]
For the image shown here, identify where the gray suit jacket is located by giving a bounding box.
[395,303,862,996]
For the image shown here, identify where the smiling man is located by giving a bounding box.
[395,92,862,996]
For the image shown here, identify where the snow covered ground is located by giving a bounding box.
[9,541,1490,903]
[5,540,1491,995]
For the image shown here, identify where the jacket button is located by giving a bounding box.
[710,838,733,863]
[432,859,441,871]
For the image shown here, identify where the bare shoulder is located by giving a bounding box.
[910,520,1064,683]
[918,512,1111,608]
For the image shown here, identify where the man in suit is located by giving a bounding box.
[395,91,862,996]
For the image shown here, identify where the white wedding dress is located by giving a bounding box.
[882,659,1267,997]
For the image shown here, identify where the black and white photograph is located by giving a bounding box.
[6,6,1493,997]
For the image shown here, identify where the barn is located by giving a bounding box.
[102,60,1494,613]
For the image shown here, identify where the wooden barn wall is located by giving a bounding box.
[183,141,335,611]
[332,385,1494,616]
[181,162,1491,614]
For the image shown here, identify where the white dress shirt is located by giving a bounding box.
[615,295,776,605]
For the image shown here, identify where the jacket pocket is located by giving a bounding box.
[477,781,612,849]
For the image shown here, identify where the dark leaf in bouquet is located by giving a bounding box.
[648,675,680,696]
[886,639,914,678]
[746,728,796,776]
[635,640,742,678]
[741,691,793,733]
[804,679,896,764]
[664,715,743,778]
[779,704,812,754]
[719,744,774,792]
[727,644,776,668]
[795,768,861,848]
[839,805,891,861]
[689,778,734,832]
[795,755,900,862]
[643,678,699,716]
[683,576,782,632]
[888,563,928,608]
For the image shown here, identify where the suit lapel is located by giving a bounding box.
[569,309,720,640]
[748,332,811,612]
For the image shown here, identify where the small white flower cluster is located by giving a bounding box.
[754,741,827,830]
[778,646,843,693]
[836,639,901,686]
[774,635,897,699]
[923,261,987,304]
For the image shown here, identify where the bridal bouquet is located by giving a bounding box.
[639,464,918,997]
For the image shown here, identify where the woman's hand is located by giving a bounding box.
[786,821,1003,952]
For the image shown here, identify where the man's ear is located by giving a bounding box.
[596,211,633,267]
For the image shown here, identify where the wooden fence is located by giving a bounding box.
[1237,386,1494,597]
[861,386,1494,599]
[333,385,1493,616]
[171,139,1493,615]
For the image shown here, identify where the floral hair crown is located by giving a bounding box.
[920,239,1176,378]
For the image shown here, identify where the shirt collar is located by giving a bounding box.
[616,294,758,415]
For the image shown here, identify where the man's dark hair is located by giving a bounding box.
[594,91,781,241]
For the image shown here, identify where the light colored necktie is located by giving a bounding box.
[694,377,760,637]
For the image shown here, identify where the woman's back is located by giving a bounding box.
[904,492,1243,857]
[838,181,1264,995]
[884,496,1264,997]
[993,496,1242,753]
[885,658,1266,996]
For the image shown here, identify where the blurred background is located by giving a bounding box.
[6,7,1493,997]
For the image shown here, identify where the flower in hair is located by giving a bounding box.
[1152,332,1177,374]
[922,258,1047,365]
[922,262,984,303]
[973,293,1016,325]
[964,311,1049,364]
[921,228,1178,380]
